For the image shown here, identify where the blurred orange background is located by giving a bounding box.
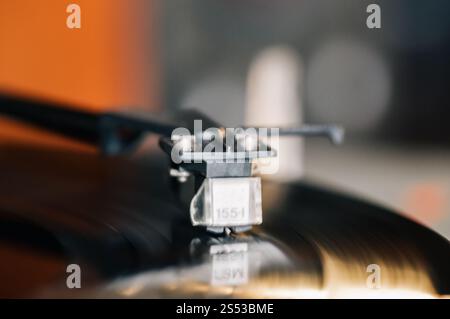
[0,0,160,111]
[0,0,160,149]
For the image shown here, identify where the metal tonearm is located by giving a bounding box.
[0,94,344,234]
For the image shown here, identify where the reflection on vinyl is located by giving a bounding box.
[0,146,449,298]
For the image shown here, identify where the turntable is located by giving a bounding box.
[0,94,449,299]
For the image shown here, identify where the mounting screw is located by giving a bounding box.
[169,167,191,183]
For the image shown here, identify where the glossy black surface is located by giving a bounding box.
[0,145,449,298]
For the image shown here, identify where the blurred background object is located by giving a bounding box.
[0,0,160,111]
[245,46,304,181]
[1,0,450,237]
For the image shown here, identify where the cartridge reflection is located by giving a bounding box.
[99,232,318,298]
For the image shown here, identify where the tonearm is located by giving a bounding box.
[0,94,344,233]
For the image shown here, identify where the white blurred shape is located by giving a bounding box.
[307,39,391,132]
[246,46,304,181]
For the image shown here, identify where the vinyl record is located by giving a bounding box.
[0,145,449,298]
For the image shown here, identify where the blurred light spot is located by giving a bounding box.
[403,183,447,225]
[307,39,391,132]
